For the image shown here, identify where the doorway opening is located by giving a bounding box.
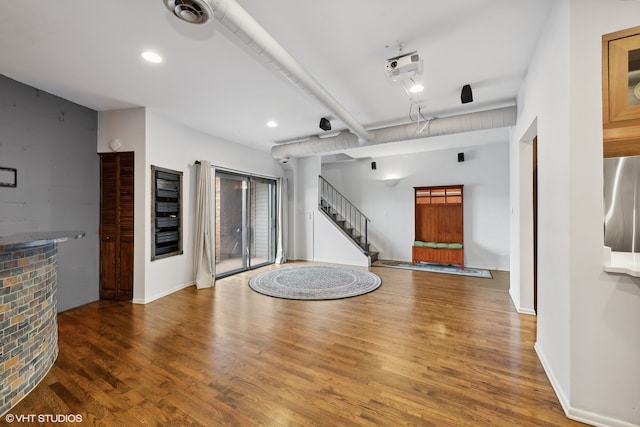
[533,136,538,314]
[518,119,538,317]
[215,171,277,278]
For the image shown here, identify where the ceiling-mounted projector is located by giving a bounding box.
[385,51,422,82]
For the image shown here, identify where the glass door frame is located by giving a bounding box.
[248,176,277,270]
[214,169,277,279]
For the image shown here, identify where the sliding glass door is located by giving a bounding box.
[249,178,276,269]
[215,171,276,278]
[215,173,247,276]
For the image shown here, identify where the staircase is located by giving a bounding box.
[318,176,378,264]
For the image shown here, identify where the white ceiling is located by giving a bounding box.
[0,0,554,157]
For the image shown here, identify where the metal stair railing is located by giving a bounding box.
[318,176,370,255]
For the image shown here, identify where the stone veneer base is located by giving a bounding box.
[0,243,59,416]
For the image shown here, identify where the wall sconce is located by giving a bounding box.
[383,178,400,187]
[109,138,122,152]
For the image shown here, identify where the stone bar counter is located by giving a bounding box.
[0,231,85,416]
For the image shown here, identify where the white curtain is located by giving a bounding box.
[275,177,288,264]
[193,161,215,288]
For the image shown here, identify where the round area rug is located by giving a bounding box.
[248,265,382,300]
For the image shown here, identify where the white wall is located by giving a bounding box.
[509,120,537,315]
[321,140,511,270]
[314,212,369,267]
[288,155,369,266]
[568,1,640,425]
[513,2,573,405]
[98,108,285,303]
[143,111,192,303]
[512,1,640,425]
[97,108,147,302]
[292,156,320,261]
[143,110,285,303]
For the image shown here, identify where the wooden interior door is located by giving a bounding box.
[100,152,134,300]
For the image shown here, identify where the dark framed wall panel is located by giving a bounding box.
[151,165,183,260]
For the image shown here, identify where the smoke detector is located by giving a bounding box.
[163,0,214,24]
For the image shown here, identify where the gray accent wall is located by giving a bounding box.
[0,75,99,311]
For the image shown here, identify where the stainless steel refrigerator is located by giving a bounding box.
[604,156,640,252]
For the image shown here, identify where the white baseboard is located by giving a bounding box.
[312,257,369,267]
[535,343,638,427]
[132,281,194,305]
[567,407,640,427]
[508,288,536,315]
[534,342,570,414]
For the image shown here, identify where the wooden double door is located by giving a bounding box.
[99,152,134,300]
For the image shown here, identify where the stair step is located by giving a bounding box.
[319,194,372,259]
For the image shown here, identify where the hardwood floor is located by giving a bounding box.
[8,262,584,426]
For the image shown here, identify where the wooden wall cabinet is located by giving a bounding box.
[603,25,640,157]
[412,185,464,269]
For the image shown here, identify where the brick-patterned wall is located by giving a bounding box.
[0,243,59,416]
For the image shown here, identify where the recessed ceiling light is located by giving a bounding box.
[266,120,278,128]
[409,84,424,93]
[141,51,163,64]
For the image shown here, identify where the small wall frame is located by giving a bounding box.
[151,165,183,260]
[0,167,17,188]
